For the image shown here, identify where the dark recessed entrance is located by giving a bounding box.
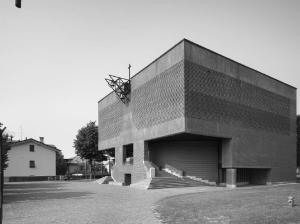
[124,173,131,186]
[148,133,223,183]
[237,168,270,185]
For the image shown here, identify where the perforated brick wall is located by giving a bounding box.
[132,60,184,129]
[99,60,185,141]
[185,61,292,135]
[98,101,123,140]
[99,60,293,140]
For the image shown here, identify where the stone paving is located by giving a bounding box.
[3,181,225,224]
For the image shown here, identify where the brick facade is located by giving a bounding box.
[98,39,297,187]
[185,61,291,135]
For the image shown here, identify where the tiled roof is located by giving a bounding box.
[9,138,61,153]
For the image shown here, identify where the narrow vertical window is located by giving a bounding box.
[29,145,35,152]
[29,160,35,168]
[123,144,133,164]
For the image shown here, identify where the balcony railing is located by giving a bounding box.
[163,164,184,178]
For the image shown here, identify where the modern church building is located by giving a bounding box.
[98,39,296,188]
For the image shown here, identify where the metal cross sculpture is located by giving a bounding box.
[105,65,131,104]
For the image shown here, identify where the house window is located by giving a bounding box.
[123,144,133,164]
[29,160,36,168]
[29,145,35,152]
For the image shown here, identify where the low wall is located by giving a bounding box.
[5,176,55,182]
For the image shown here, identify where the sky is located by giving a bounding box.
[1,0,300,158]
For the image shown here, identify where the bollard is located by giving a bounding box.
[288,196,295,207]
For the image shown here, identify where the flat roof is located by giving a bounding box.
[183,38,296,89]
[98,38,296,103]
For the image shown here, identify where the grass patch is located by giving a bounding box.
[154,184,300,224]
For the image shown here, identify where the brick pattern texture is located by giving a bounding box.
[185,61,292,135]
[99,101,123,141]
[132,60,184,129]
[99,59,292,140]
[99,60,185,140]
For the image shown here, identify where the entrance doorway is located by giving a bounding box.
[148,134,222,183]
[124,173,131,186]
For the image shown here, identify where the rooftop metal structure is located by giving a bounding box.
[105,64,131,104]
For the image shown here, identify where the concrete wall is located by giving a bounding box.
[4,143,56,177]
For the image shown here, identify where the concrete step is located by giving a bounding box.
[130,178,151,190]
[186,175,217,186]
[155,170,175,177]
[95,176,113,184]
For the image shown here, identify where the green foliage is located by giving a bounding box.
[0,123,11,171]
[74,121,104,163]
[56,150,67,175]
[74,121,106,178]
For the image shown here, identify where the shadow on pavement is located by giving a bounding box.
[4,182,93,204]
[4,191,92,204]
[4,182,66,189]
[4,188,66,194]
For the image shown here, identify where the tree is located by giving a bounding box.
[56,150,67,175]
[0,123,11,171]
[0,123,11,224]
[74,121,104,179]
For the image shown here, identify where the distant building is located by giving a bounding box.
[98,39,296,188]
[64,156,88,175]
[64,156,109,177]
[4,137,60,181]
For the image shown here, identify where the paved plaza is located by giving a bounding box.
[4,181,300,224]
[3,181,223,224]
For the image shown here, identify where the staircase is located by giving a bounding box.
[148,176,210,189]
[130,161,216,190]
[154,169,175,177]
[147,169,211,189]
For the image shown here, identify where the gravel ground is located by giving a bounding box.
[3,181,223,224]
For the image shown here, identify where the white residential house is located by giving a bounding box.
[4,137,60,181]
